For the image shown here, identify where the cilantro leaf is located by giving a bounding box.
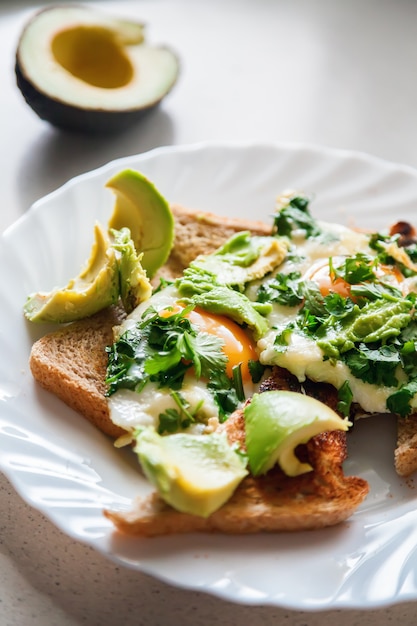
[301,280,326,316]
[324,292,355,318]
[105,325,149,395]
[274,325,295,352]
[257,271,303,307]
[157,391,202,434]
[333,253,376,284]
[405,242,417,263]
[248,359,266,383]
[297,308,324,335]
[106,305,226,395]
[105,301,247,422]
[350,282,403,302]
[401,320,417,344]
[207,371,241,422]
[273,195,321,239]
[186,331,228,379]
[157,408,188,434]
[400,322,417,379]
[337,380,353,417]
[342,343,400,387]
[387,380,417,417]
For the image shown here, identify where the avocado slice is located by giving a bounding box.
[107,169,174,278]
[24,223,120,323]
[23,169,171,323]
[244,391,351,477]
[15,5,179,133]
[134,429,248,517]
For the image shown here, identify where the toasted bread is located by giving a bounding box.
[395,416,417,476]
[105,429,368,535]
[29,304,126,439]
[104,378,369,536]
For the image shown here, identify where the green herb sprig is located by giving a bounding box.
[105,304,251,423]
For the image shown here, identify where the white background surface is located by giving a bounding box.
[2,1,417,624]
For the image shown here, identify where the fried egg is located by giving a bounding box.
[108,285,261,435]
[257,220,417,414]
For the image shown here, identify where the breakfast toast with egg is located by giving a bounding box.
[28,203,416,534]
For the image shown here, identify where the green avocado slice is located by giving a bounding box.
[244,391,351,477]
[134,428,248,517]
[106,169,174,278]
[24,223,120,323]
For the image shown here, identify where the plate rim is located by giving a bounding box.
[5,139,417,241]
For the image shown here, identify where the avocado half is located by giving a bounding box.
[15,5,180,133]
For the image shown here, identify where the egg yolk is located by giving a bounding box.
[305,257,404,299]
[160,304,258,381]
[305,261,352,298]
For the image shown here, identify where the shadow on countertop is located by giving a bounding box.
[16,106,175,217]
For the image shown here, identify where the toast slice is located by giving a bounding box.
[104,377,369,536]
[104,428,368,535]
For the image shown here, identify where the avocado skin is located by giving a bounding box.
[15,61,163,134]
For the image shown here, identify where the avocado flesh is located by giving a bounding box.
[111,227,152,313]
[24,223,119,323]
[244,391,351,477]
[135,429,248,517]
[107,169,174,278]
[15,6,179,133]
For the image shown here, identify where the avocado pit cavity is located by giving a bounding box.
[51,26,134,89]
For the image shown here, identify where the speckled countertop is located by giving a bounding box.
[2,1,417,624]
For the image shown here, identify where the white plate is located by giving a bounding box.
[2,141,417,611]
